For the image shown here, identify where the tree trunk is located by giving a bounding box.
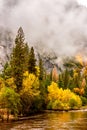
[7,109,9,122]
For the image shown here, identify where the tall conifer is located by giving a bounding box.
[10,27,28,92]
[39,56,44,80]
[28,47,36,74]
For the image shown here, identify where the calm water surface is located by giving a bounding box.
[1,110,87,130]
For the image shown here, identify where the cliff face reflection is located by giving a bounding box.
[1,110,87,130]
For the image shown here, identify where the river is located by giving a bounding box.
[0,110,87,130]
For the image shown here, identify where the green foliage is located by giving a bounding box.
[39,74,51,107]
[44,74,52,87]
[62,56,84,90]
[80,96,87,106]
[52,100,64,110]
[39,56,44,80]
[83,84,87,98]
[30,95,44,113]
[69,97,81,109]
[58,69,71,89]
[63,69,70,89]
[47,100,53,110]
[58,74,64,88]
[0,87,21,115]
[2,62,12,79]
[20,91,33,115]
[39,80,48,109]
[23,43,29,71]
[10,27,29,92]
[28,47,36,75]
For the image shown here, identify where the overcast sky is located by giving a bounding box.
[1,0,87,59]
[77,0,87,7]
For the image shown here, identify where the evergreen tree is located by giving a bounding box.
[2,62,12,79]
[58,74,64,88]
[24,43,29,71]
[28,47,36,74]
[39,56,44,80]
[63,69,70,89]
[10,27,28,92]
[58,69,72,89]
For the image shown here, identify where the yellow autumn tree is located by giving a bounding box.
[0,77,5,90]
[5,77,16,90]
[73,78,86,96]
[22,71,40,96]
[0,79,20,121]
[20,71,40,115]
[35,66,40,77]
[47,82,82,110]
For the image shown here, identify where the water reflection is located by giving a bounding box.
[1,110,87,130]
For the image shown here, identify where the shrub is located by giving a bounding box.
[80,96,87,106]
[69,98,78,109]
[47,82,82,110]
[52,100,64,110]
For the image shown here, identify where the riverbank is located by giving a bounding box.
[1,110,87,130]
[1,106,87,123]
[80,105,87,109]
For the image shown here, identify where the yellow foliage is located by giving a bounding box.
[21,71,40,97]
[0,79,6,100]
[5,77,16,90]
[48,82,59,94]
[35,66,40,77]
[23,67,40,77]
[0,77,5,90]
[73,78,86,96]
[73,87,85,96]
[73,69,78,78]
[61,89,71,103]
[23,71,29,77]
[75,54,83,66]
[48,82,60,100]
[47,82,82,110]
[73,87,80,93]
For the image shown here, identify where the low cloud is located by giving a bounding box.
[0,0,87,57]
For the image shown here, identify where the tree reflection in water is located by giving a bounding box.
[0,110,87,130]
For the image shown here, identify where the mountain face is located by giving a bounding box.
[0,0,87,70]
[0,27,13,71]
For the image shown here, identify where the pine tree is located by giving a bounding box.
[39,56,44,80]
[28,47,36,74]
[63,69,70,89]
[24,43,29,71]
[10,27,28,92]
[58,74,64,88]
[2,62,12,79]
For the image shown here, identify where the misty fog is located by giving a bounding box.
[0,0,87,61]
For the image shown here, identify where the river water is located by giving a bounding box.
[1,110,87,130]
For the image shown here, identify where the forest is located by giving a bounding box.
[0,27,87,122]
